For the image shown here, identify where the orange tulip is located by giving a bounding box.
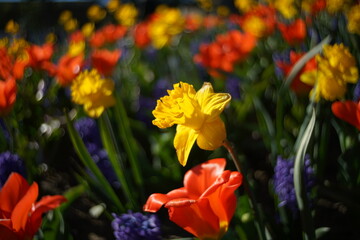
[332,101,360,130]
[0,173,66,240]
[278,19,307,46]
[91,49,121,76]
[144,158,242,240]
[0,77,16,116]
[56,54,84,86]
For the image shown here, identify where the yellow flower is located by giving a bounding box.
[0,38,9,48]
[87,4,106,22]
[82,22,95,38]
[148,6,185,49]
[64,18,78,32]
[115,3,138,26]
[242,16,267,38]
[152,82,231,166]
[68,41,85,57]
[326,0,351,14]
[217,6,230,17]
[46,33,57,44]
[197,0,213,11]
[234,0,256,13]
[59,10,72,25]
[274,0,297,19]
[107,0,120,12]
[5,20,19,34]
[301,44,359,101]
[347,4,360,35]
[71,69,116,118]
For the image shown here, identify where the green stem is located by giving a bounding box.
[223,140,269,240]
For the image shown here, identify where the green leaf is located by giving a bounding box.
[293,108,316,240]
[65,112,124,212]
[98,112,136,208]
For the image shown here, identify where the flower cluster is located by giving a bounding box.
[112,211,161,240]
[273,156,315,213]
[194,30,257,77]
[302,43,359,101]
[0,151,26,188]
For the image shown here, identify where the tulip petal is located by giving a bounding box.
[168,198,220,239]
[0,224,20,240]
[332,101,360,130]
[11,182,38,232]
[28,195,67,235]
[143,193,171,213]
[183,158,226,198]
[197,118,226,151]
[0,173,30,214]
[174,125,198,166]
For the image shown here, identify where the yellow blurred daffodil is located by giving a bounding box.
[82,22,95,38]
[59,10,73,25]
[71,69,115,118]
[87,4,106,22]
[115,3,138,26]
[107,0,120,12]
[152,82,231,166]
[347,4,360,35]
[5,20,19,34]
[301,43,359,101]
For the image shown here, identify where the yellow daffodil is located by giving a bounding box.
[347,4,360,35]
[68,41,85,57]
[58,10,73,25]
[82,22,95,38]
[301,44,359,101]
[71,69,115,118]
[148,6,185,49]
[64,18,78,32]
[274,0,297,19]
[152,82,231,166]
[326,0,351,14]
[234,0,255,13]
[5,20,19,34]
[115,3,138,26]
[107,0,120,12]
[87,4,106,22]
[242,16,267,38]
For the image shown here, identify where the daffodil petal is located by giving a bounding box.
[174,125,198,166]
[196,83,231,120]
[197,117,226,150]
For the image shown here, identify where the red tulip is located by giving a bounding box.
[332,101,360,130]
[91,49,121,76]
[144,158,242,240]
[278,19,307,46]
[0,173,67,240]
[56,54,84,86]
[0,77,17,116]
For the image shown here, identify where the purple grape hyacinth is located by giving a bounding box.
[0,151,26,188]
[112,211,161,240]
[273,155,315,213]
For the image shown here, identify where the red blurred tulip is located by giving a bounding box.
[276,51,316,94]
[144,158,242,240]
[56,54,84,86]
[27,43,56,76]
[194,30,256,77]
[102,24,127,43]
[0,47,28,81]
[332,101,360,130]
[0,77,16,116]
[0,173,66,240]
[278,19,307,46]
[91,49,121,76]
[133,22,151,48]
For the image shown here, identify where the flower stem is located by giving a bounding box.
[223,139,269,240]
